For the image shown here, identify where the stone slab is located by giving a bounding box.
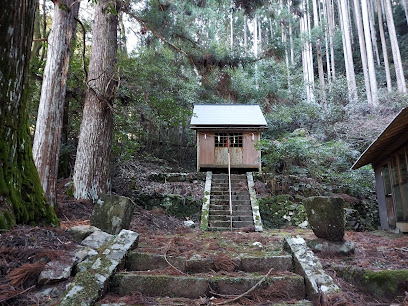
[59,230,139,306]
[247,172,263,232]
[284,236,341,303]
[307,239,355,255]
[38,257,75,285]
[81,230,113,249]
[127,252,186,272]
[200,171,212,230]
[211,275,305,300]
[186,254,215,273]
[67,225,100,242]
[240,255,293,272]
[117,274,209,298]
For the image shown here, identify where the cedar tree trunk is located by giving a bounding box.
[0,0,58,229]
[73,0,119,200]
[33,0,80,208]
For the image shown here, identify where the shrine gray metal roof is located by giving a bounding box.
[190,104,267,128]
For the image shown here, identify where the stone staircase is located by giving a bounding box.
[208,174,254,230]
[109,246,312,305]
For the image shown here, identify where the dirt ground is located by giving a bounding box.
[1,185,408,305]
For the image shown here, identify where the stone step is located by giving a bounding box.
[111,273,305,299]
[126,252,293,274]
[210,210,252,216]
[211,198,251,203]
[209,220,254,228]
[211,182,248,187]
[211,195,250,201]
[212,174,246,179]
[211,191,249,196]
[209,215,253,222]
[211,203,251,210]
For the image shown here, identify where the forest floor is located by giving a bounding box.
[1,162,408,305]
[1,195,408,305]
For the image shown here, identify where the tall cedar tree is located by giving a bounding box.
[0,0,58,229]
[73,0,119,200]
[33,0,80,209]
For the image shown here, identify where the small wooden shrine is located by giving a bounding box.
[190,104,267,172]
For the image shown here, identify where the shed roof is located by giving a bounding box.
[190,104,267,127]
[352,107,408,169]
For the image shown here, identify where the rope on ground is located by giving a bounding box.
[214,267,275,305]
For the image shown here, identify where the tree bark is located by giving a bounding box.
[73,0,120,200]
[367,0,381,66]
[338,0,358,102]
[254,14,259,89]
[384,0,406,93]
[244,14,247,54]
[281,0,291,90]
[322,0,332,83]
[377,0,393,91]
[361,0,379,107]
[312,0,326,102]
[353,0,372,105]
[328,0,336,80]
[402,0,408,27]
[33,0,80,208]
[288,0,295,66]
[362,0,379,107]
[0,0,58,229]
[301,0,315,102]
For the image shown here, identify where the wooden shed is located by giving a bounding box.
[190,104,267,172]
[352,107,408,232]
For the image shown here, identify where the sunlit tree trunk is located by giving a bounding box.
[230,3,233,50]
[288,0,295,66]
[258,18,262,51]
[33,0,80,208]
[353,0,372,105]
[73,0,120,200]
[0,0,58,229]
[384,0,406,93]
[328,0,336,80]
[243,15,248,53]
[367,0,381,66]
[377,0,392,91]
[254,13,259,89]
[301,0,314,101]
[119,12,127,54]
[281,0,291,90]
[402,0,408,26]
[361,0,379,106]
[338,0,358,101]
[322,0,332,83]
[312,0,326,101]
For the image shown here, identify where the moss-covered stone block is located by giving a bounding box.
[335,267,408,300]
[304,196,345,242]
[91,194,135,235]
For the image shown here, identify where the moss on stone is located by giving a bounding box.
[136,193,201,218]
[362,270,408,299]
[336,267,408,300]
